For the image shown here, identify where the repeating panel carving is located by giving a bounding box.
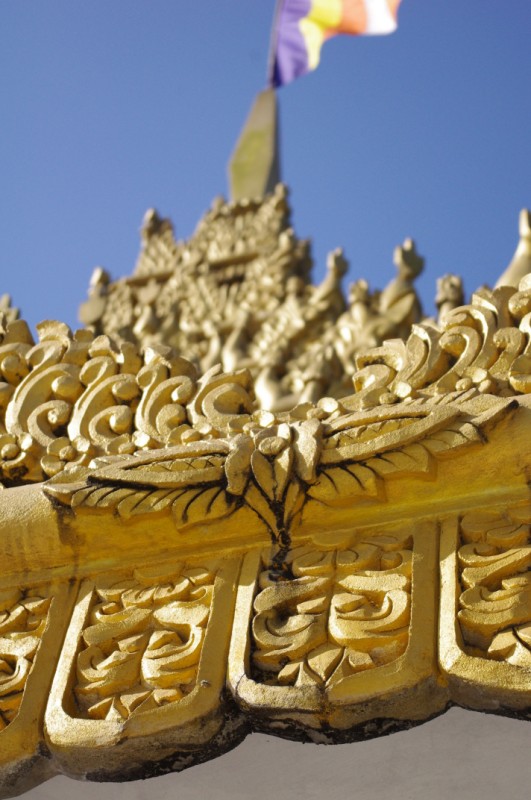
[229,522,442,733]
[251,535,412,688]
[43,557,241,783]
[72,562,218,721]
[457,505,531,666]
[0,588,51,731]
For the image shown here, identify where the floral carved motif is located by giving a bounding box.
[45,393,509,574]
[0,263,529,490]
[251,535,412,688]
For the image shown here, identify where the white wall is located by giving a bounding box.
[27,708,529,800]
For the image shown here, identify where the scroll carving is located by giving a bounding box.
[0,188,530,793]
[1,245,529,490]
[350,275,531,410]
[251,535,412,688]
[74,563,217,721]
[228,521,442,735]
[458,505,531,665]
[41,557,242,784]
[0,588,51,731]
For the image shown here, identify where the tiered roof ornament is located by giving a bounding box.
[78,186,447,411]
[0,189,530,797]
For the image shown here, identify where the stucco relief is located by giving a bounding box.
[0,190,529,796]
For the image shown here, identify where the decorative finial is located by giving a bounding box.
[519,208,531,239]
[435,274,464,324]
[393,238,424,279]
[78,267,111,328]
[141,208,174,241]
[495,208,531,288]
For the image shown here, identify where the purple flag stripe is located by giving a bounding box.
[271,0,313,88]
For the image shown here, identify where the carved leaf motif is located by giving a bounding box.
[44,391,514,559]
[283,479,306,530]
[224,434,254,495]
[63,480,236,528]
[310,397,513,508]
[170,485,236,527]
[46,442,236,525]
[308,463,380,506]
[365,443,432,477]
[322,404,461,462]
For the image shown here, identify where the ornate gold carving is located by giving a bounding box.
[73,562,217,721]
[44,393,509,588]
[251,534,412,689]
[350,275,531,409]
[229,522,444,735]
[45,558,241,781]
[0,589,51,731]
[1,190,530,793]
[458,505,531,665]
[439,506,531,714]
[0,582,76,797]
[77,187,431,410]
[0,321,146,484]
[75,190,531,412]
[2,254,529,489]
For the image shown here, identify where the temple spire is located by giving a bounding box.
[228,89,280,202]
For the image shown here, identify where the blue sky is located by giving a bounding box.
[1,1,531,333]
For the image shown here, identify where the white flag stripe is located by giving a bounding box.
[365,0,397,35]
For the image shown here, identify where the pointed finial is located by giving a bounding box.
[494,209,531,288]
[141,209,174,241]
[326,248,349,279]
[519,208,531,238]
[393,238,424,279]
[228,89,280,202]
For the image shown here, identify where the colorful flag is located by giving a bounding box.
[270,0,401,88]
